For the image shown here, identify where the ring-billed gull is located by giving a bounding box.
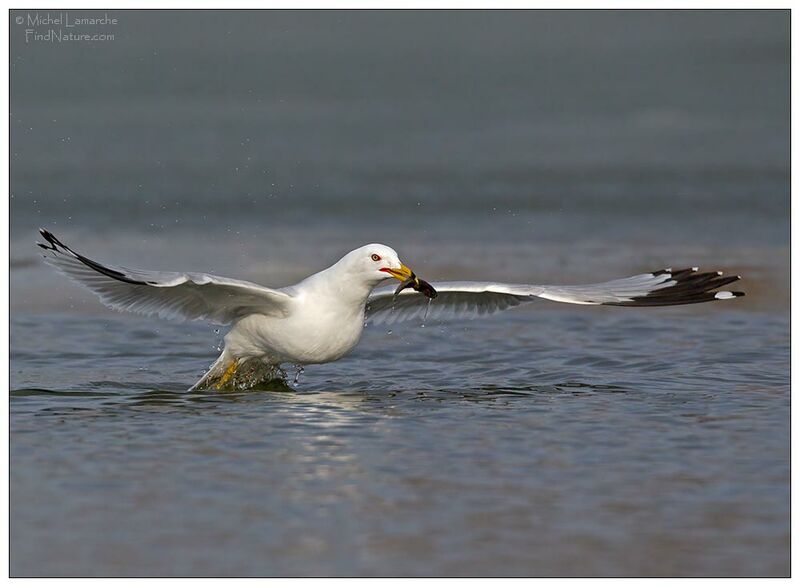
[37,229,744,390]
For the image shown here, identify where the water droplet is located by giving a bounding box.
[422,298,432,324]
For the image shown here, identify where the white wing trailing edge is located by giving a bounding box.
[37,229,293,324]
[366,268,744,325]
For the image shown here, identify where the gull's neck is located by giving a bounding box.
[297,262,381,310]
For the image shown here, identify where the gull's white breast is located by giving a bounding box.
[223,289,367,365]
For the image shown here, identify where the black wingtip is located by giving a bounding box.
[38,230,56,251]
[35,228,151,286]
[607,267,745,307]
[38,228,64,250]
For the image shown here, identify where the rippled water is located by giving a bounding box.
[10,307,789,576]
[10,9,789,577]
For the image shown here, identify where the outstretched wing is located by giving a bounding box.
[366,267,744,326]
[37,229,292,324]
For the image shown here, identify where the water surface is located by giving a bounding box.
[10,308,789,576]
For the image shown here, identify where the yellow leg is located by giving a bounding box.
[216,358,240,390]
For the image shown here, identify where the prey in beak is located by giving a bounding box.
[381,264,438,299]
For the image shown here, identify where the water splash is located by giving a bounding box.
[197,359,289,392]
[293,365,305,385]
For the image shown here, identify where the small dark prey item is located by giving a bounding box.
[394,273,438,299]
[415,278,438,299]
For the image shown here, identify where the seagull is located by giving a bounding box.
[37,229,744,391]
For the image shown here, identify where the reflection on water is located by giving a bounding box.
[10,309,789,576]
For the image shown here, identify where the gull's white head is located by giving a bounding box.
[337,243,416,288]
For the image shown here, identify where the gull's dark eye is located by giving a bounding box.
[371,254,381,262]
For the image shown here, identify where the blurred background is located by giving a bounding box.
[10,10,789,577]
[11,10,788,308]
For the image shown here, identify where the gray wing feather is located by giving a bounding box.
[37,229,292,324]
[366,269,743,325]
